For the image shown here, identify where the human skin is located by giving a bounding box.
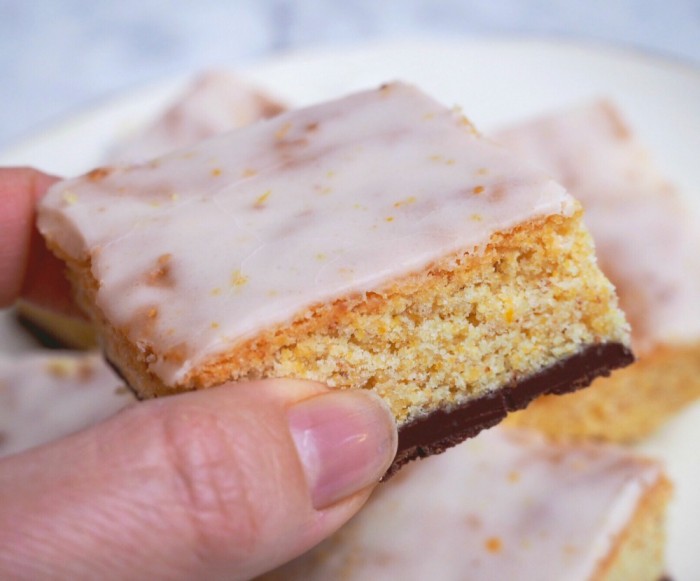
[0,168,397,580]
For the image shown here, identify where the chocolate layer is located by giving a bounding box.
[109,341,633,477]
[386,342,634,478]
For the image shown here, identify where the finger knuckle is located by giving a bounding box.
[149,402,265,560]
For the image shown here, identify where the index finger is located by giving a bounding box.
[0,168,75,313]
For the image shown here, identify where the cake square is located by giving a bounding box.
[498,101,700,441]
[107,70,286,164]
[37,83,633,472]
[259,427,672,580]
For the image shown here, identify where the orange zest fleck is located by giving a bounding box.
[275,122,292,140]
[254,190,272,207]
[231,270,249,288]
[485,537,503,554]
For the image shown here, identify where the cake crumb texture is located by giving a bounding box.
[65,209,628,428]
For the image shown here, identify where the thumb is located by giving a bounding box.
[0,379,397,580]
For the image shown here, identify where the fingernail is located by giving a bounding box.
[288,390,398,510]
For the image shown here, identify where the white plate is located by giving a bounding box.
[1,38,699,578]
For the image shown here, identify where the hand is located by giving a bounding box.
[0,168,398,580]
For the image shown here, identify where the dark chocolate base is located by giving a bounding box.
[15,312,66,350]
[104,356,144,400]
[385,342,634,478]
[107,341,633,479]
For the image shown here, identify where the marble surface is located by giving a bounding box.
[1,0,699,149]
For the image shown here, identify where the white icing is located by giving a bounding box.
[38,82,574,387]
[107,71,285,163]
[266,427,663,581]
[496,101,700,353]
[0,352,134,458]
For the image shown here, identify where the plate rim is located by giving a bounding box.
[2,34,699,162]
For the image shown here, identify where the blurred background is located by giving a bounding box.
[1,0,699,148]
